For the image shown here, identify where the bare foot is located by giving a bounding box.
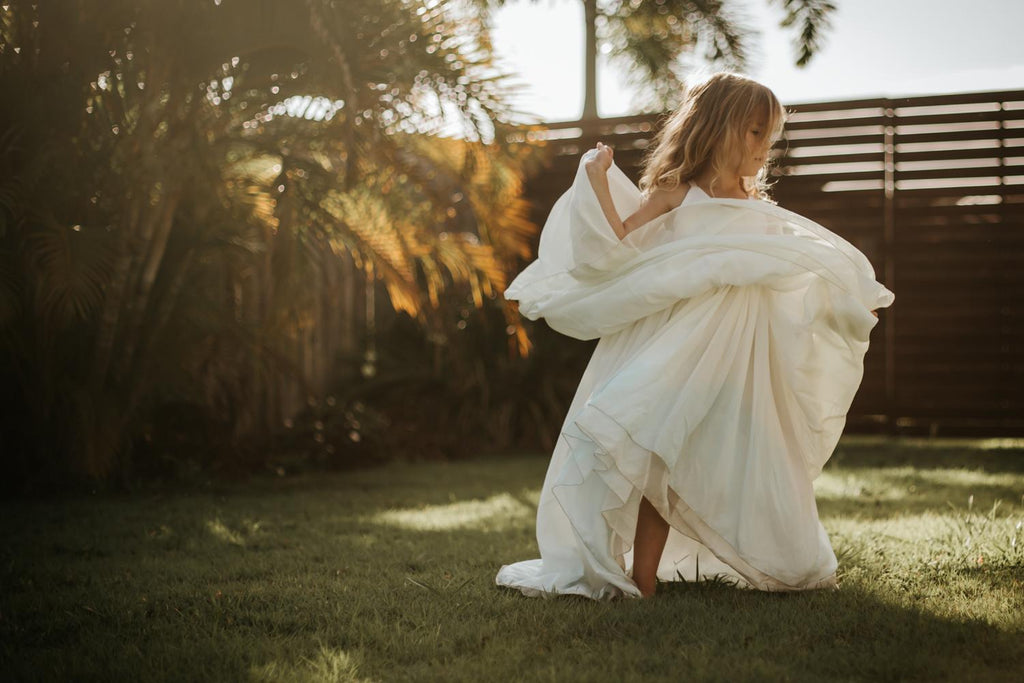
[636,580,657,598]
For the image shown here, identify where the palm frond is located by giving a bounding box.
[23,220,118,326]
[767,0,837,67]
[602,0,753,111]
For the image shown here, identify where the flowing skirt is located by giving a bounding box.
[495,151,895,599]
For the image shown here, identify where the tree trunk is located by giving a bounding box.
[582,0,599,121]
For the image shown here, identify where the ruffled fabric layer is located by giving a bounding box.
[496,150,894,599]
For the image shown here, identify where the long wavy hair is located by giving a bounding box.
[638,72,789,203]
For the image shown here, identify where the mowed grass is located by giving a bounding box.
[1,439,1022,682]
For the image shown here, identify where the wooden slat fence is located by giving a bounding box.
[511,88,1024,436]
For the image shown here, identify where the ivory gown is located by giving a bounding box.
[494,150,895,599]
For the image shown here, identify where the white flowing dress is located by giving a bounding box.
[494,150,895,599]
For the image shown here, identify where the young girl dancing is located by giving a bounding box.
[495,71,894,600]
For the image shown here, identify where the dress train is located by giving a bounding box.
[495,150,895,599]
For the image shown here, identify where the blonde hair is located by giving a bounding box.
[638,71,788,203]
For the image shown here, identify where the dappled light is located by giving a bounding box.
[250,645,376,683]
[0,0,546,489]
[815,466,1024,506]
[205,518,249,547]
[0,0,1021,679]
[366,491,536,532]
[1,447,1022,680]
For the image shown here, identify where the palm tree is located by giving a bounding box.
[0,0,542,487]
[478,0,837,118]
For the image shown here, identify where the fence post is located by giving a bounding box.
[883,100,897,433]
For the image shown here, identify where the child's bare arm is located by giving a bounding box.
[584,161,628,238]
[584,143,672,240]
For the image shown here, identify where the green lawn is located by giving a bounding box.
[1,438,1022,682]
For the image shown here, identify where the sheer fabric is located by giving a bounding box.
[495,150,895,599]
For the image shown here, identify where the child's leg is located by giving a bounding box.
[633,495,670,597]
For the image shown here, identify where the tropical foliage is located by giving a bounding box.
[0,0,547,491]
[479,0,837,116]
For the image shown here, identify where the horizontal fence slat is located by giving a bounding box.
[894,164,1024,181]
[894,109,1024,127]
[775,151,884,166]
[781,127,1024,150]
[783,108,1024,132]
[782,114,890,131]
[778,133,888,149]
[893,147,1018,164]
[784,88,1024,112]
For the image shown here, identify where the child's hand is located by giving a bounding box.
[585,141,614,174]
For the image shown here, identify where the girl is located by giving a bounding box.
[496,72,894,599]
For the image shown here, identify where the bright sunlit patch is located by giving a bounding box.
[896,157,1000,172]
[266,95,345,121]
[814,471,911,502]
[820,179,885,192]
[787,106,885,124]
[529,126,583,141]
[893,101,1000,118]
[783,160,884,176]
[824,504,1023,560]
[975,437,1024,449]
[955,194,1003,206]
[814,466,1024,504]
[896,120,1001,136]
[895,176,1003,191]
[786,142,882,158]
[825,510,973,539]
[783,124,884,140]
[839,435,1024,450]
[903,468,1024,490]
[896,139,1000,153]
[824,511,956,541]
[205,518,246,546]
[251,645,374,683]
[367,492,534,531]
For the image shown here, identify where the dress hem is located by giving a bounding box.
[495,400,839,601]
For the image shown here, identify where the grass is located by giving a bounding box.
[1,438,1022,682]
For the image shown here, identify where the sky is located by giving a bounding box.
[488,0,1024,121]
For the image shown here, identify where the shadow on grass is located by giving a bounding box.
[1,450,1021,682]
[826,446,1024,473]
[816,485,1023,522]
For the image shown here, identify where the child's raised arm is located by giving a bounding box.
[585,142,673,240]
